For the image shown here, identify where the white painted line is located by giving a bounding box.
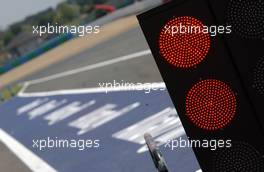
[25,50,151,85]
[18,82,166,97]
[19,82,29,95]
[112,107,185,153]
[0,128,57,172]
[18,50,152,97]
[69,102,140,135]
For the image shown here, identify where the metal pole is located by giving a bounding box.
[144,133,170,172]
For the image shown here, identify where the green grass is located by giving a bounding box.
[0,84,22,102]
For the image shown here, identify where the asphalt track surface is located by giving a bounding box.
[22,26,162,92]
[0,142,31,172]
[0,26,201,172]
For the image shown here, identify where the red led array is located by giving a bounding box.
[159,16,211,68]
[186,79,237,130]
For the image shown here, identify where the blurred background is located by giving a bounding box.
[0,0,165,99]
[0,0,159,74]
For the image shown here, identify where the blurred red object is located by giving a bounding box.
[94,4,116,13]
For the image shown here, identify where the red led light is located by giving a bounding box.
[159,16,211,68]
[186,79,237,130]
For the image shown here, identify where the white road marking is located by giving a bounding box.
[0,128,57,172]
[23,50,151,85]
[18,82,165,97]
[112,107,185,153]
[69,102,140,135]
[27,99,67,120]
[17,98,49,115]
[18,49,152,97]
[44,100,95,125]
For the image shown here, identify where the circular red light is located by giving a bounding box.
[159,16,211,68]
[186,79,237,130]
